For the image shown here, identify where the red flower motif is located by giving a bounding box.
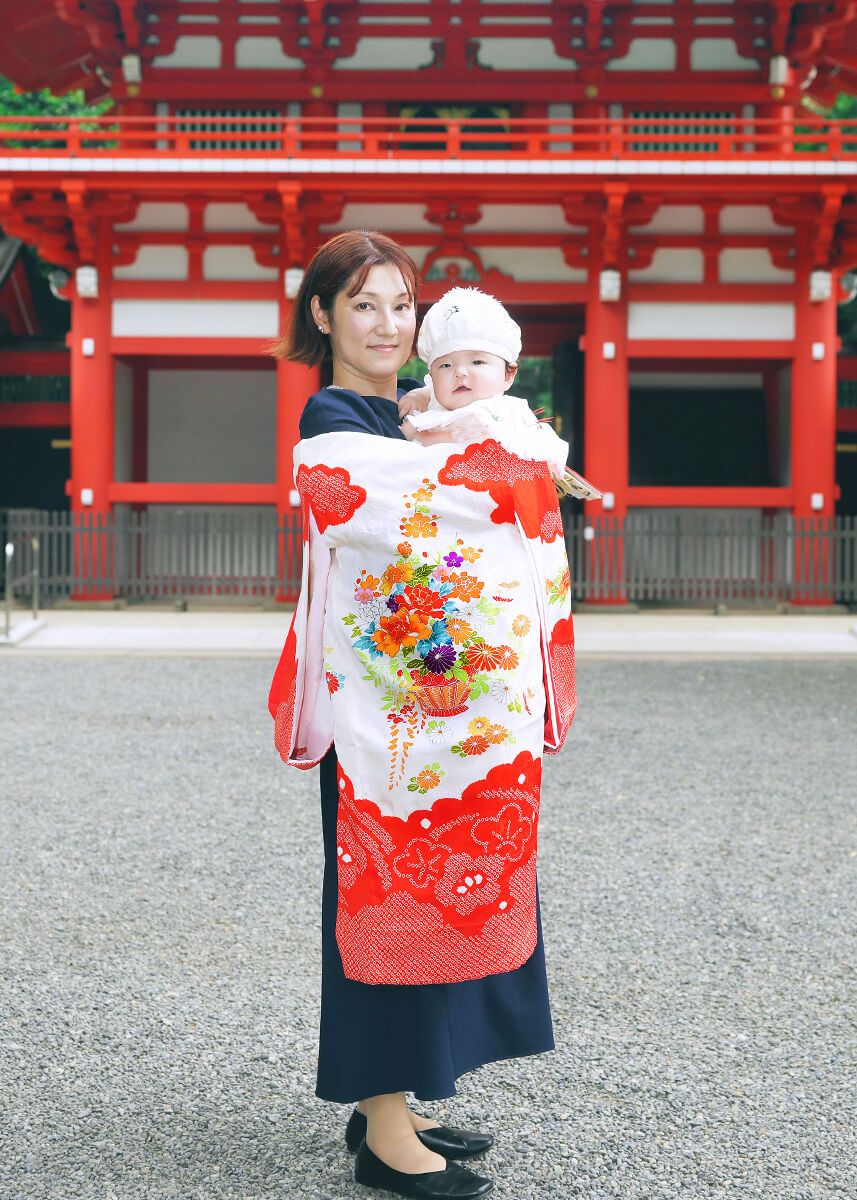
[438,441,561,542]
[399,584,447,621]
[325,671,340,694]
[392,837,448,888]
[296,463,367,534]
[472,803,533,862]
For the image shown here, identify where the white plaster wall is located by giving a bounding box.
[690,38,758,70]
[719,249,794,283]
[321,204,427,233]
[720,206,781,234]
[235,36,303,68]
[114,246,189,281]
[628,303,795,340]
[204,203,277,232]
[148,370,276,483]
[333,38,434,69]
[472,205,585,234]
[630,205,704,234]
[203,246,278,281]
[628,248,705,283]
[477,39,575,70]
[479,247,586,282]
[151,36,222,69]
[116,203,188,232]
[114,361,133,483]
[607,39,677,71]
[112,301,279,338]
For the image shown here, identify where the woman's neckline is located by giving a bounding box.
[329,384,398,403]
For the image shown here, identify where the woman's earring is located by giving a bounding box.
[317,325,326,334]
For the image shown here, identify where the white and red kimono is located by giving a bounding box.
[269,434,576,986]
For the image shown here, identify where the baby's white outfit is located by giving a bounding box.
[405,390,570,482]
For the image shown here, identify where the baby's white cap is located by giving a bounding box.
[417,287,522,368]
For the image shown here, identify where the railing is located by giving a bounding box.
[2,508,856,608]
[0,114,855,160]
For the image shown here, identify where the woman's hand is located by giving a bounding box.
[398,386,431,418]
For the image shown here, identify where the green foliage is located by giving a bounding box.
[0,75,112,118]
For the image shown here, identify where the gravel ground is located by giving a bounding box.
[0,657,855,1200]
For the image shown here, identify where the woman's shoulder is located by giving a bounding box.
[300,386,379,438]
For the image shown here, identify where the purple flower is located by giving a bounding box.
[423,643,457,674]
[444,551,464,568]
[386,594,402,612]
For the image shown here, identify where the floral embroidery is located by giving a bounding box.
[401,511,438,539]
[472,802,533,862]
[326,670,345,694]
[345,484,525,785]
[512,614,531,638]
[546,564,571,606]
[408,763,445,794]
[445,618,474,644]
[452,717,513,757]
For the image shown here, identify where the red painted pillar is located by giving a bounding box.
[791,268,838,603]
[583,263,629,603]
[276,292,320,601]
[68,230,115,599]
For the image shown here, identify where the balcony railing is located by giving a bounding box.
[0,114,855,160]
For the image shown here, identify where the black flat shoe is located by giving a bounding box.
[345,1109,494,1160]
[354,1142,493,1198]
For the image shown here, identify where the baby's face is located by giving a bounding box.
[429,349,516,411]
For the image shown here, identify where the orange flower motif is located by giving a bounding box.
[485,723,509,745]
[467,717,493,736]
[372,609,433,656]
[511,614,531,637]
[381,562,413,593]
[460,546,482,563]
[448,571,483,602]
[361,573,380,590]
[459,734,490,756]
[401,512,437,539]
[396,542,412,558]
[496,645,519,670]
[415,767,442,791]
[445,618,474,645]
[465,643,506,672]
[413,486,435,503]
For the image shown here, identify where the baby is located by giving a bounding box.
[399,287,600,500]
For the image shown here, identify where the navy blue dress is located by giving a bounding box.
[301,383,555,1104]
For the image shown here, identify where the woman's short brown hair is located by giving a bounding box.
[271,230,420,365]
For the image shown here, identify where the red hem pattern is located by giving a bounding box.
[334,750,542,984]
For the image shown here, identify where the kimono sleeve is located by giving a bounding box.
[267,504,334,770]
[540,534,576,754]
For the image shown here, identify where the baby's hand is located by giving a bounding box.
[400,418,420,441]
[398,386,430,418]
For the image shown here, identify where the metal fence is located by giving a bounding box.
[1,508,855,608]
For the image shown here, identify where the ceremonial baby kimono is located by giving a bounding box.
[269,403,576,993]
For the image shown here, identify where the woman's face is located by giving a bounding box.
[312,262,416,396]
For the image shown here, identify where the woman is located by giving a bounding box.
[269,231,576,1200]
